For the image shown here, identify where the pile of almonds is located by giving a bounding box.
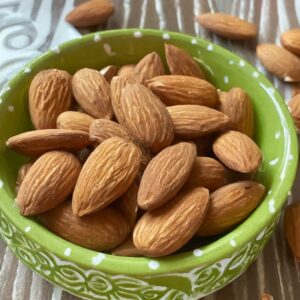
[7,43,266,257]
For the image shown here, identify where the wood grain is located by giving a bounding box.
[0,0,300,299]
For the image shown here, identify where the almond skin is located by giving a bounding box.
[118,83,174,152]
[196,181,265,236]
[147,75,219,107]
[100,65,118,83]
[184,157,226,192]
[29,69,72,129]
[65,0,114,27]
[165,44,205,79]
[138,142,196,210]
[72,68,113,119]
[167,105,230,138]
[6,129,91,156]
[133,187,210,257]
[72,137,142,216]
[16,162,33,192]
[256,44,300,82]
[134,52,165,84]
[281,29,300,55]
[219,87,254,137]
[213,130,262,173]
[112,234,143,257]
[196,13,257,40]
[39,201,129,251]
[56,111,94,132]
[117,64,136,79]
[288,94,300,132]
[17,151,81,216]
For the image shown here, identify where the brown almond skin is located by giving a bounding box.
[256,44,300,82]
[16,162,33,192]
[184,157,226,192]
[165,44,205,79]
[119,83,174,152]
[219,88,254,137]
[213,130,262,173]
[284,202,300,260]
[134,52,165,84]
[167,105,230,138]
[39,201,129,251]
[17,151,81,216]
[72,137,142,217]
[57,111,94,132]
[65,0,114,27]
[100,65,118,83]
[72,68,113,119]
[196,13,257,40]
[111,234,143,257]
[147,75,219,107]
[281,29,300,55]
[29,69,72,129]
[288,94,300,132]
[117,64,136,79]
[133,187,210,257]
[6,129,91,157]
[196,181,265,236]
[138,142,196,210]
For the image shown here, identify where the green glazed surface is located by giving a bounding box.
[0,29,298,299]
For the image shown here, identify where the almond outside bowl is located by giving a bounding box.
[0,29,298,299]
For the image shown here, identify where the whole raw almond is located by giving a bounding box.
[17,151,81,216]
[133,187,210,257]
[29,69,72,129]
[219,87,254,137]
[119,83,174,152]
[39,201,129,251]
[196,181,265,236]
[57,111,94,132]
[213,130,262,173]
[167,105,230,138]
[134,52,165,84]
[72,137,142,216]
[196,13,257,40]
[6,129,90,156]
[288,94,300,132]
[147,75,219,107]
[16,162,33,192]
[117,64,136,79]
[72,68,113,119]
[65,0,114,27]
[218,90,228,102]
[138,142,196,210]
[256,44,300,82]
[165,44,205,79]
[184,157,226,192]
[100,65,118,82]
[281,29,300,55]
[112,234,143,257]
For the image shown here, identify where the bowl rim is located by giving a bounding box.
[0,28,298,276]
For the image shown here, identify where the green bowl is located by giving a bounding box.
[0,29,298,299]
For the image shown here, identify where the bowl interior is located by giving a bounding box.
[0,29,297,275]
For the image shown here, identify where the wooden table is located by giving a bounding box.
[0,0,300,299]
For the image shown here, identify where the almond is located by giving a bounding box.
[56,111,94,132]
[6,129,90,156]
[134,52,165,84]
[39,201,129,251]
[184,157,226,192]
[288,94,300,132]
[100,65,118,83]
[167,105,230,138]
[165,44,205,79]
[29,69,72,129]
[117,64,136,79]
[261,294,273,300]
[72,137,142,216]
[72,68,113,119]
[196,181,265,236]
[281,29,300,55]
[218,90,228,102]
[147,75,219,107]
[219,88,254,137]
[138,142,196,210]
[133,187,210,257]
[17,151,81,216]
[65,0,114,27]
[118,83,174,152]
[16,162,33,192]
[196,13,257,40]
[112,234,143,256]
[213,130,262,173]
[284,202,300,260]
[256,44,300,82]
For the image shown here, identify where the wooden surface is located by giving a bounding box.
[1,0,300,299]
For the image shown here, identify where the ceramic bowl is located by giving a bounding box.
[0,29,298,300]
